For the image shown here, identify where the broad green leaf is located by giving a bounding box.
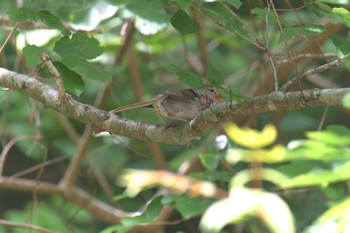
[119,196,163,231]
[162,195,214,219]
[223,0,242,9]
[321,183,346,200]
[332,35,350,56]
[116,0,168,35]
[332,7,350,28]
[22,45,61,67]
[201,2,249,37]
[37,10,70,36]
[306,125,350,146]
[171,65,205,88]
[251,7,277,23]
[52,62,84,96]
[54,33,111,81]
[206,64,225,85]
[54,32,103,60]
[342,92,350,108]
[199,151,220,171]
[61,56,111,82]
[8,7,36,24]
[8,8,69,36]
[171,9,199,35]
[282,162,350,188]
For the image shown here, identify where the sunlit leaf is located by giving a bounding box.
[226,145,286,164]
[200,187,256,232]
[225,123,277,148]
[201,187,294,233]
[343,92,350,108]
[257,191,295,233]
[332,7,350,28]
[306,125,350,146]
[305,198,350,233]
[282,162,350,188]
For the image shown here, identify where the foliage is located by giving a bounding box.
[1,0,350,233]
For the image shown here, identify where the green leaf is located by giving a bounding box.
[8,8,70,36]
[332,7,350,28]
[162,195,214,219]
[22,45,61,67]
[116,0,168,35]
[37,10,70,36]
[342,92,350,108]
[251,7,277,23]
[306,125,350,146]
[54,33,110,81]
[61,56,111,82]
[199,151,220,171]
[171,9,199,35]
[121,196,163,227]
[282,162,350,188]
[52,62,84,96]
[206,64,225,85]
[321,183,346,200]
[8,7,36,24]
[223,0,242,9]
[54,32,103,60]
[171,65,205,88]
[283,25,326,39]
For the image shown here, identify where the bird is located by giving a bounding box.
[109,87,223,124]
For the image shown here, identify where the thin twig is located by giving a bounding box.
[280,58,342,91]
[39,52,66,100]
[268,0,302,90]
[277,53,339,65]
[265,1,278,91]
[0,219,59,233]
[0,136,35,176]
[0,22,18,54]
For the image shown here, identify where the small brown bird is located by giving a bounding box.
[109,87,223,124]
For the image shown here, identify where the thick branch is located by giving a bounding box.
[0,67,349,145]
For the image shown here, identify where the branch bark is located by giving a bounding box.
[0,67,349,146]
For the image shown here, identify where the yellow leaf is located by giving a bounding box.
[225,123,277,148]
[226,145,286,164]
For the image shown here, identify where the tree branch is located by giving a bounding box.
[0,176,132,224]
[0,67,349,146]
